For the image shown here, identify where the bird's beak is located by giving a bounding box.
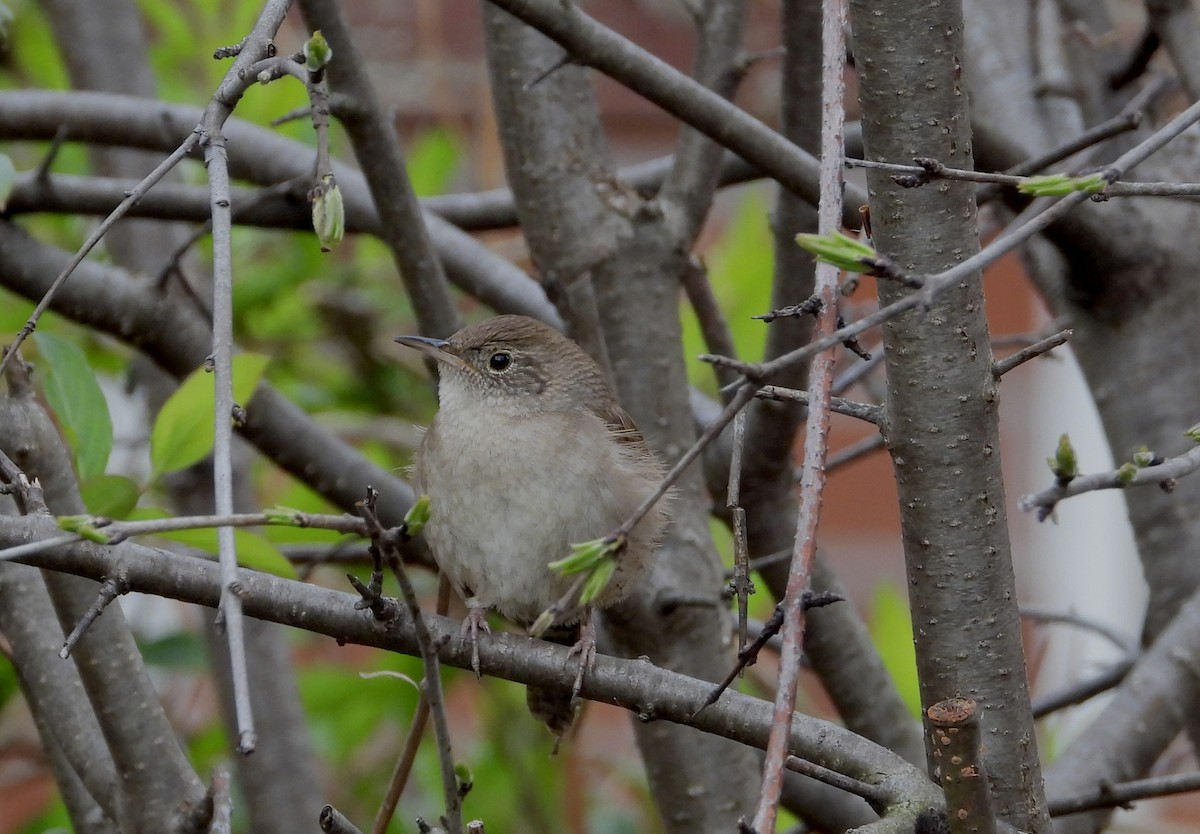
[394,335,471,371]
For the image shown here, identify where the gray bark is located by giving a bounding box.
[848,0,1050,830]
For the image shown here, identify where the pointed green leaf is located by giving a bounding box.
[795,231,878,273]
[403,495,431,537]
[151,354,270,475]
[1019,173,1107,197]
[79,475,140,519]
[156,525,297,579]
[34,332,113,480]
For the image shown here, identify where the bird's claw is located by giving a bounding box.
[567,615,598,701]
[460,607,491,678]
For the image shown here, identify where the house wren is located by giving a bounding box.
[396,315,669,730]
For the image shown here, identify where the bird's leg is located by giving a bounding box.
[566,607,597,701]
[460,598,491,678]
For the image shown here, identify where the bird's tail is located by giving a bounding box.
[526,621,581,739]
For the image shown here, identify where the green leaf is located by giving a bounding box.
[406,128,462,197]
[139,632,207,670]
[150,354,270,475]
[0,153,15,211]
[867,584,921,718]
[403,495,431,537]
[79,474,140,519]
[156,525,297,579]
[794,231,878,273]
[34,332,113,480]
[579,555,617,605]
[1018,173,1107,197]
[57,515,110,543]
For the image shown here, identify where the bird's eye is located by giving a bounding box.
[488,351,512,373]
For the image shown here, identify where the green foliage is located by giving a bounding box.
[79,474,141,518]
[300,657,423,762]
[1018,172,1106,196]
[0,652,17,711]
[157,525,297,579]
[794,230,878,273]
[0,287,33,332]
[303,30,333,72]
[407,127,463,197]
[16,798,70,834]
[2,1,68,89]
[1046,433,1078,483]
[150,353,270,475]
[867,583,922,718]
[33,331,114,480]
[139,631,208,670]
[404,494,431,537]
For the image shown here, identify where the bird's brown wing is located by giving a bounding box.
[600,401,649,448]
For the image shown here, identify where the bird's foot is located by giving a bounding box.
[460,606,491,678]
[566,612,597,701]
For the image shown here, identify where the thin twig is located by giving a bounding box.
[32,124,69,182]
[200,0,298,756]
[614,385,756,541]
[1019,444,1200,521]
[1020,605,1137,655]
[154,178,308,287]
[371,576,453,834]
[784,756,889,808]
[699,592,842,714]
[358,491,463,834]
[705,89,1200,392]
[755,386,882,424]
[1032,659,1132,719]
[59,574,129,659]
[831,343,884,396]
[78,510,368,543]
[484,0,867,227]
[1048,769,1200,817]
[726,410,752,651]
[0,136,199,377]
[824,433,886,474]
[683,258,741,392]
[751,0,846,826]
[992,329,1072,377]
[851,156,1200,198]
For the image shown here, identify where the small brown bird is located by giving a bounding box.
[397,315,669,732]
